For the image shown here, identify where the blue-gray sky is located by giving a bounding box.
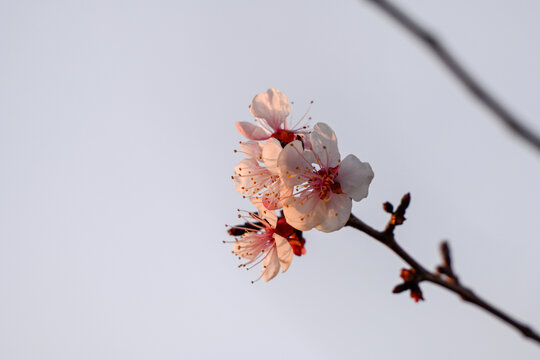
[1,0,539,359]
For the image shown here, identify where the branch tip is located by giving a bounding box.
[385,193,411,233]
[382,202,394,213]
[364,0,540,154]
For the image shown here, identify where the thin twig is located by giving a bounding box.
[346,195,540,345]
[363,0,540,154]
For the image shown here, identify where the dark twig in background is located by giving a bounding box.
[346,194,540,345]
[363,0,540,154]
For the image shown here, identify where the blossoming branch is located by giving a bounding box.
[224,88,540,347]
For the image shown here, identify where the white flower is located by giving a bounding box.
[235,88,310,145]
[278,123,374,232]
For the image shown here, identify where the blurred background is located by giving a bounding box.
[1,0,539,359]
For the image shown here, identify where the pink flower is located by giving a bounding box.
[278,123,374,232]
[227,209,294,282]
[235,88,310,145]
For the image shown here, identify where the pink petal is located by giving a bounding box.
[233,158,272,196]
[262,182,292,210]
[250,88,290,131]
[233,158,257,194]
[250,197,277,228]
[235,122,271,140]
[262,247,280,282]
[273,234,293,272]
[239,141,262,159]
[337,154,374,201]
[262,138,282,174]
[261,180,282,210]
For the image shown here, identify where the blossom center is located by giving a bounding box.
[271,129,297,146]
[310,166,343,200]
[273,217,306,256]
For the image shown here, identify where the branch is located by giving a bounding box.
[346,193,540,345]
[363,0,540,154]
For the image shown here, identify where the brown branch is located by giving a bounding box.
[346,193,540,345]
[363,0,540,154]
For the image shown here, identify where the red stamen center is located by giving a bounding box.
[311,165,342,200]
[271,129,296,145]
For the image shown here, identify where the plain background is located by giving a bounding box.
[1,0,539,359]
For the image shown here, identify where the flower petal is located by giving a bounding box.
[337,154,374,201]
[278,140,313,189]
[315,194,352,233]
[235,121,271,140]
[233,158,271,196]
[261,180,290,210]
[262,247,280,282]
[239,141,262,160]
[310,122,340,168]
[250,197,277,228]
[262,138,282,174]
[283,193,326,231]
[233,158,256,194]
[273,233,293,272]
[232,233,260,261]
[250,88,290,131]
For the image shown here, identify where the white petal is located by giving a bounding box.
[315,194,352,233]
[337,154,374,201]
[277,141,313,189]
[262,138,282,174]
[250,88,290,131]
[239,141,262,160]
[283,193,326,231]
[235,121,271,140]
[302,135,313,152]
[262,247,280,282]
[250,197,277,228]
[273,234,293,273]
[309,122,340,168]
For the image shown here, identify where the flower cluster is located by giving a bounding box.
[227,88,374,282]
